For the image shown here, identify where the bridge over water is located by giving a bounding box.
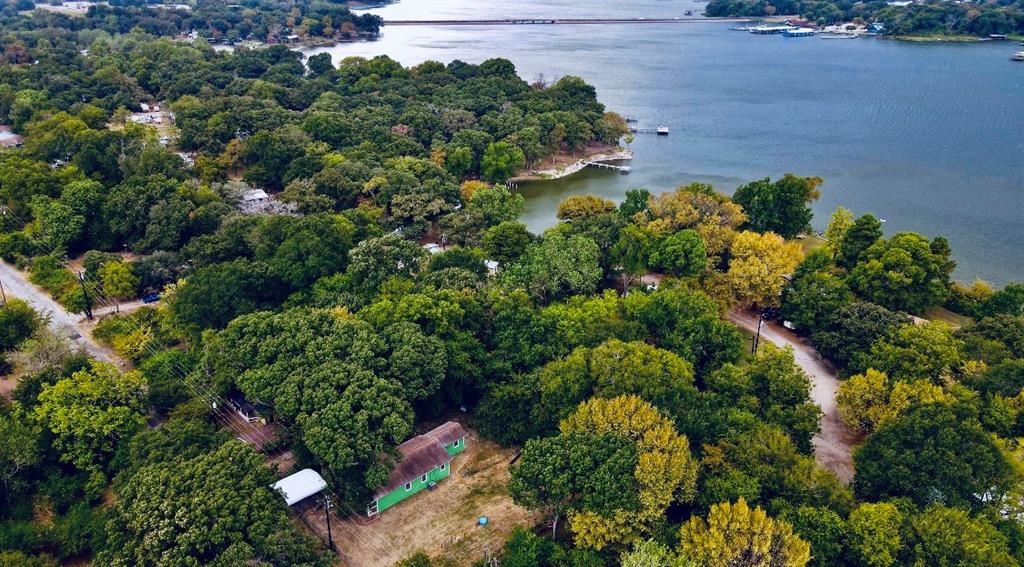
[384,17,756,26]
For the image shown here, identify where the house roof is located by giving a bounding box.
[374,421,466,499]
[428,421,467,446]
[271,468,327,506]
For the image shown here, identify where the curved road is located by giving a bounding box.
[728,309,857,483]
[1,260,120,364]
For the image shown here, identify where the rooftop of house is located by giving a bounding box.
[272,468,327,506]
[374,421,467,500]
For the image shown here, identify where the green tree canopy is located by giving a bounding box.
[732,174,822,239]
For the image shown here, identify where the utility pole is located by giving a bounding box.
[752,312,764,354]
[323,494,335,552]
[77,271,93,320]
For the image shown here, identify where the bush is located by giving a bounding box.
[0,299,41,351]
[50,503,106,561]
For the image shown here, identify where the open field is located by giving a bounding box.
[300,429,540,567]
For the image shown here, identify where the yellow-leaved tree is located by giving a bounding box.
[679,498,810,567]
[725,230,802,307]
[560,395,698,550]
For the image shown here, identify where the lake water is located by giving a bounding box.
[308,0,1024,284]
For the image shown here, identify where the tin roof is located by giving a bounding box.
[271,468,327,506]
[374,422,466,499]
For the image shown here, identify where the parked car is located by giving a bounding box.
[142,293,161,304]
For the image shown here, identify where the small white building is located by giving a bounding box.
[271,469,327,507]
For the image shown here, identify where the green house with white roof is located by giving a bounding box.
[366,421,467,517]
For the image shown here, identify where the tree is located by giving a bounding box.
[847,232,951,313]
[780,271,851,334]
[0,409,42,508]
[678,498,811,567]
[466,184,525,228]
[612,224,656,290]
[347,234,428,294]
[307,52,334,75]
[837,369,948,436]
[482,221,532,265]
[823,207,854,256]
[481,141,526,183]
[864,321,963,382]
[640,184,746,261]
[99,441,327,566]
[34,361,147,471]
[908,504,1017,567]
[445,146,474,178]
[853,402,1015,509]
[732,174,822,238]
[742,344,821,453]
[649,229,706,277]
[979,283,1024,318]
[811,302,909,369]
[522,340,697,434]
[254,214,355,289]
[560,395,698,550]
[501,232,602,303]
[837,214,882,268]
[619,189,651,219]
[726,231,803,307]
[556,195,616,222]
[170,260,286,331]
[510,432,640,538]
[620,541,685,567]
[99,261,139,310]
[846,502,903,567]
[836,369,894,435]
[780,506,846,567]
[0,299,40,351]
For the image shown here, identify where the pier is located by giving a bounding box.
[585,161,631,173]
[384,17,755,27]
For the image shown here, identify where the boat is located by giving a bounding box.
[684,10,693,15]
[1013,52,1024,61]
[819,33,857,39]
[656,126,669,136]
[784,28,816,37]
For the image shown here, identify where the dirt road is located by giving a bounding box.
[728,309,857,483]
[1,260,120,364]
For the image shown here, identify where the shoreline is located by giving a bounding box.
[510,147,634,183]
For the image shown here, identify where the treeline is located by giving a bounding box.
[706,0,1024,36]
[0,0,381,48]
[0,37,624,308]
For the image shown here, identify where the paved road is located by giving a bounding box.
[728,309,857,483]
[0,260,118,363]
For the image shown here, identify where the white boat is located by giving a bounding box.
[1013,52,1024,61]
[656,125,670,135]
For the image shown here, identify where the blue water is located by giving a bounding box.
[310,0,1024,284]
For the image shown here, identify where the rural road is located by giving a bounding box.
[1,260,119,364]
[728,309,857,483]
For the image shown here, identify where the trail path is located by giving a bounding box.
[728,309,858,482]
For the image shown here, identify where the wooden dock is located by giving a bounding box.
[585,161,631,173]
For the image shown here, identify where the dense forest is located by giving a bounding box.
[2,7,1024,567]
[0,0,382,45]
[706,0,1024,36]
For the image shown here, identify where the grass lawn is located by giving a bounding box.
[923,306,974,329]
[797,235,828,255]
